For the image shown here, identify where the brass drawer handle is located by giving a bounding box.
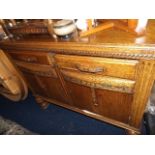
[75,64,105,73]
[27,57,37,62]
[17,56,38,63]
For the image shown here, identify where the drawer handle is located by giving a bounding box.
[27,57,36,62]
[76,64,104,73]
[19,56,38,63]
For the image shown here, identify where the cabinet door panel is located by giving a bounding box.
[23,72,69,104]
[66,81,94,112]
[61,69,133,123]
[23,73,47,96]
[95,89,133,123]
[15,61,69,104]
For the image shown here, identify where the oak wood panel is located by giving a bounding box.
[64,80,132,123]
[7,50,50,65]
[14,61,70,105]
[129,60,155,128]
[23,73,47,96]
[37,76,69,104]
[65,81,94,112]
[55,54,139,80]
[61,69,135,94]
[14,60,57,78]
[95,89,133,123]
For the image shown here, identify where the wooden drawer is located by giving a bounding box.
[55,54,139,80]
[14,60,57,78]
[61,69,135,94]
[8,51,49,65]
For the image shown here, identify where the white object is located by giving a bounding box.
[76,19,95,31]
[53,20,76,36]
[135,19,148,35]
[76,19,88,31]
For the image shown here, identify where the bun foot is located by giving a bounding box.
[34,95,49,109]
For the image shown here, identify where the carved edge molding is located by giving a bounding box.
[54,49,155,60]
[9,27,48,34]
[2,43,155,60]
[50,44,155,60]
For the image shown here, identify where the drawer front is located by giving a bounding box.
[61,70,135,94]
[14,60,57,78]
[55,54,139,80]
[7,51,49,65]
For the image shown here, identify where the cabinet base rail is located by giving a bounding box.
[34,94,141,135]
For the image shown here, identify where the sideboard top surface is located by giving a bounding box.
[1,20,155,59]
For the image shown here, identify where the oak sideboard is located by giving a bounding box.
[1,20,155,134]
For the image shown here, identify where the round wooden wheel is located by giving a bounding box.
[0,49,28,101]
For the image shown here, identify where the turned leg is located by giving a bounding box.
[125,129,141,135]
[34,95,49,109]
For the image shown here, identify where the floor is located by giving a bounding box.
[0,116,34,135]
[0,93,146,135]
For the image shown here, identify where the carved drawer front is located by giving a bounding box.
[55,54,139,80]
[14,60,57,78]
[61,70,135,94]
[14,60,69,104]
[7,51,49,65]
[61,69,134,123]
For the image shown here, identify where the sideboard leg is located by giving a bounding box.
[125,129,140,135]
[34,95,49,109]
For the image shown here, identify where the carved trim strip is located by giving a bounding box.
[1,43,155,60]
[54,49,155,60]
[4,47,155,60]
[9,27,48,34]
[91,88,98,106]
[61,70,135,94]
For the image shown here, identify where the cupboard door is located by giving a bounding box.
[15,61,70,104]
[95,89,133,123]
[65,81,94,112]
[60,69,134,123]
